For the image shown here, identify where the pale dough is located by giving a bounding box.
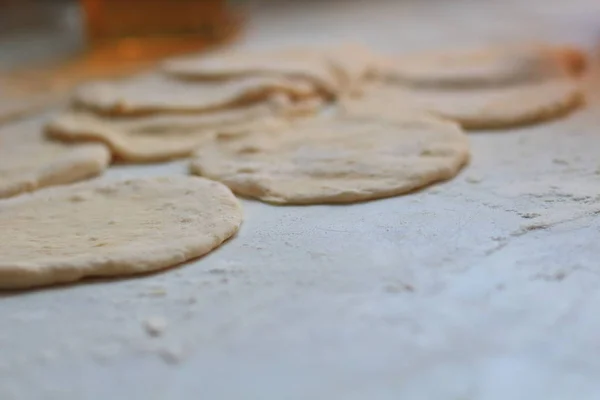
[46,96,322,162]
[163,48,339,95]
[378,45,586,88]
[72,73,316,115]
[0,176,242,289]
[342,80,583,130]
[0,116,110,199]
[325,43,381,95]
[163,43,378,96]
[190,114,469,204]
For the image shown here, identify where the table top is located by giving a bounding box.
[3,0,600,399]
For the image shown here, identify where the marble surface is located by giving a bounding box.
[2,0,600,399]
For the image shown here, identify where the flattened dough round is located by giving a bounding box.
[379,45,585,88]
[73,73,315,115]
[163,43,378,96]
[190,115,469,204]
[343,80,583,130]
[0,116,110,199]
[163,48,339,94]
[0,176,242,289]
[47,96,321,162]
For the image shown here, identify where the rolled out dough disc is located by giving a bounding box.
[378,44,586,88]
[190,114,470,204]
[342,80,583,130]
[163,48,339,95]
[0,116,110,199]
[0,176,242,289]
[163,43,379,96]
[72,73,316,115]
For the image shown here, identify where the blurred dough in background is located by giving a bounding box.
[0,115,110,199]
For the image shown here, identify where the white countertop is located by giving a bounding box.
[3,0,600,399]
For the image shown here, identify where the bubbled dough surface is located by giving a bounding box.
[0,176,243,289]
[191,115,470,204]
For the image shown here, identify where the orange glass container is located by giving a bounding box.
[81,0,241,61]
[2,1,243,100]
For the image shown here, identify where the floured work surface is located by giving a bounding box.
[3,0,600,399]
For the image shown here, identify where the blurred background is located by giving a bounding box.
[0,0,241,69]
[2,0,600,100]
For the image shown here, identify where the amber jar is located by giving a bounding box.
[81,0,242,60]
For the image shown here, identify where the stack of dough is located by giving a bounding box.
[186,43,586,204]
[0,41,587,289]
[343,44,586,129]
[45,43,381,163]
[0,43,385,288]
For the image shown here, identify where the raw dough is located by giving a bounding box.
[46,96,322,162]
[190,114,469,204]
[73,73,316,115]
[0,176,242,289]
[0,116,110,199]
[325,43,381,95]
[378,45,586,88]
[342,80,583,130]
[163,48,339,95]
[163,44,378,96]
